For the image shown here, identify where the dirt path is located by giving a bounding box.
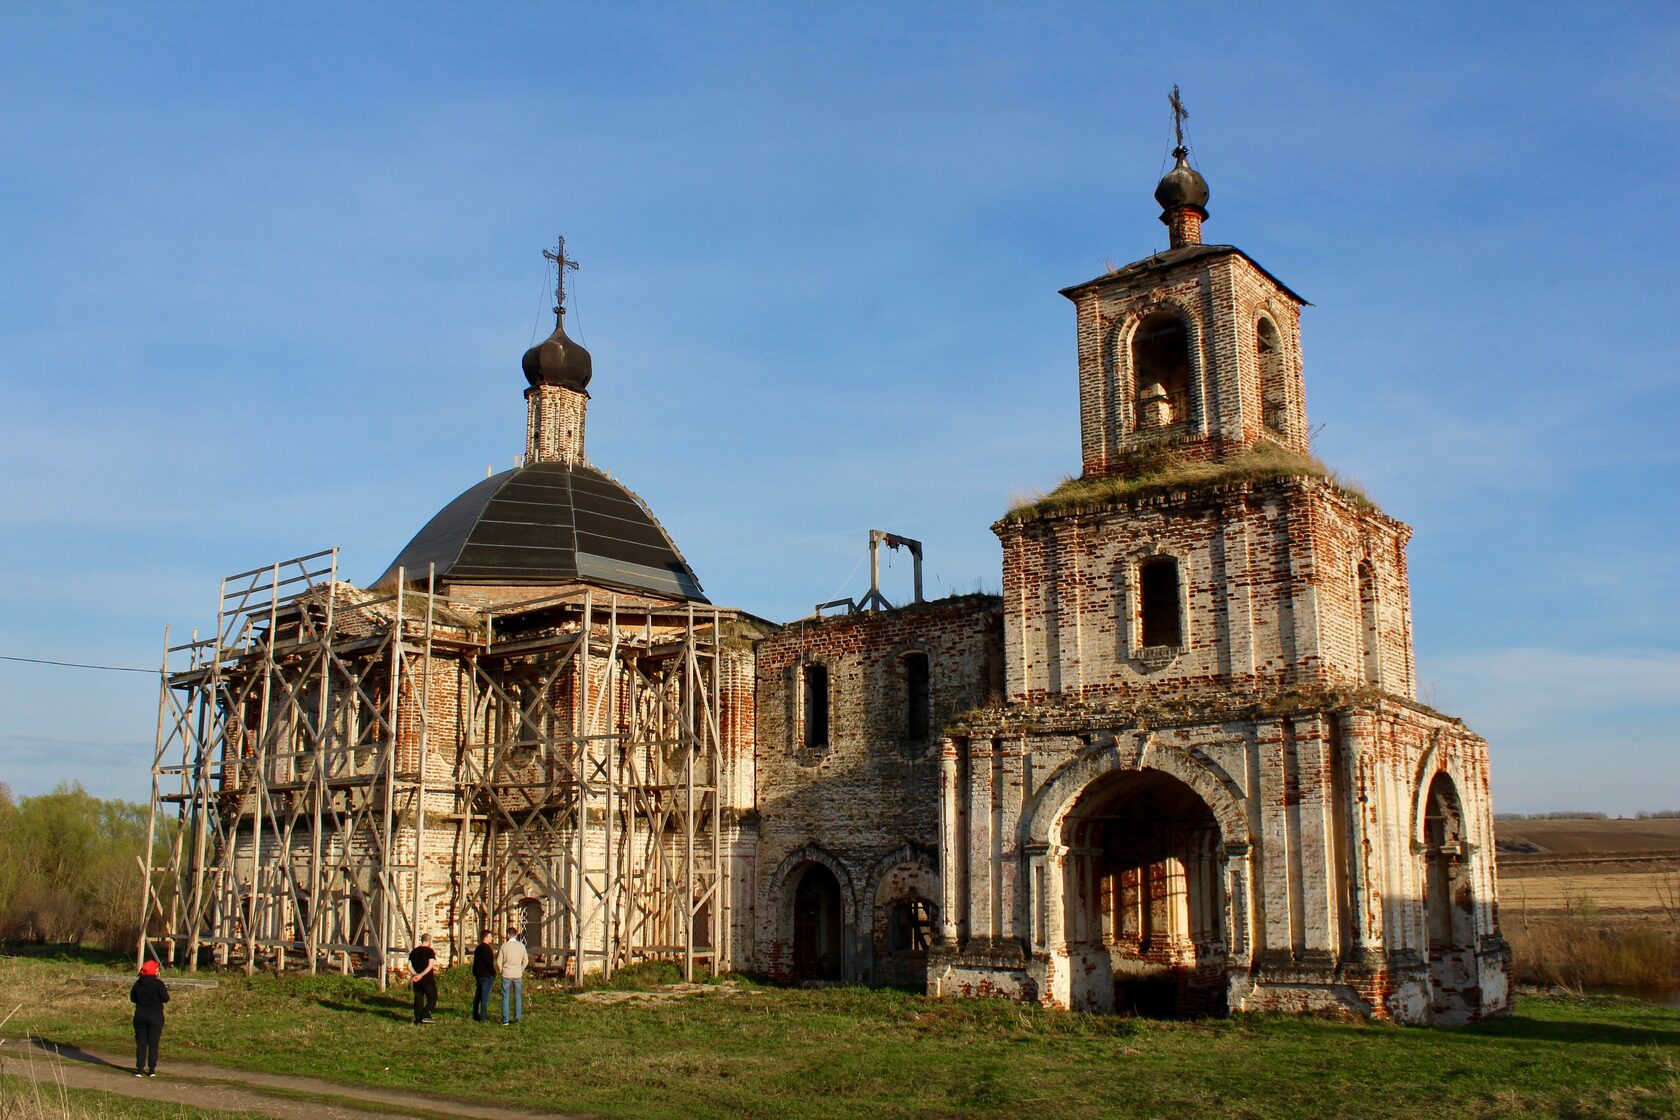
[0,1037,588,1120]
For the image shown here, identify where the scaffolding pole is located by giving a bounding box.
[143,549,435,977]
[145,554,723,983]
[457,590,722,980]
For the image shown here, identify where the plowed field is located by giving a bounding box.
[1496,817,1680,917]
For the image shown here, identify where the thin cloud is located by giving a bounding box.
[1422,647,1680,815]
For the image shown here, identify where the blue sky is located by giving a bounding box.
[1,3,1676,813]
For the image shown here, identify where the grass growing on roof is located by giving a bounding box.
[6,952,1680,1119]
[1008,439,1374,521]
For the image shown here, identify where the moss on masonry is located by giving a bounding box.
[945,680,1462,739]
[1005,440,1374,521]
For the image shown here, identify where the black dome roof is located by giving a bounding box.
[1154,148,1209,217]
[376,460,706,601]
[522,317,593,390]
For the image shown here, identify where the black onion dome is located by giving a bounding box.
[375,460,706,601]
[1154,147,1210,217]
[521,316,593,390]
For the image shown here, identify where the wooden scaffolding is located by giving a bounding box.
[141,548,725,984]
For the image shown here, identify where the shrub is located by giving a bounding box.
[1507,911,1680,993]
[0,783,163,950]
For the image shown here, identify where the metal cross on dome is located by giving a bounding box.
[1169,85,1189,151]
[543,235,581,315]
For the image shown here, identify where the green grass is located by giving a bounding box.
[4,952,1679,1120]
[1007,440,1374,521]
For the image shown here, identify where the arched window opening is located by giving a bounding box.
[886,898,934,953]
[1139,557,1183,650]
[520,897,544,947]
[1357,562,1380,685]
[1257,317,1289,435]
[1132,312,1192,431]
[801,663,829,749]
[902,652,930,744]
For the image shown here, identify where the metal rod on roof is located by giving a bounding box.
[860,530,924,612]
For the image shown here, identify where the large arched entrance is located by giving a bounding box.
[1422,773,1480,1024]
[1060,768,1228,1016]
[791,864,843,981]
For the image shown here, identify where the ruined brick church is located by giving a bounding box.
[144,137,1510,1025]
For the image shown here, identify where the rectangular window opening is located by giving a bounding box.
[1140,557,1183,649]
[802,663,829,749]
[904,652,930,743]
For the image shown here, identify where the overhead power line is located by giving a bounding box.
[0,654,155,674]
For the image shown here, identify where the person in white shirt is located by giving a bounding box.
[496,930,529,1024]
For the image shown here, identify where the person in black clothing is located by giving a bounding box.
[129,959,169,1077]
[470,932,496,1022]
[409,933,439,1024]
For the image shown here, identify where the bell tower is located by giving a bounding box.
[938,95,1510,1025]
[1067,95,1309,478]
[999,96,1419,704]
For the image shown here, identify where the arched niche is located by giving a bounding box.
[1421,772,1481,1024]
[1256,315,1290,436]
[1357,560,1380,685]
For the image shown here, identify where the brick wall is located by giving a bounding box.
[751,596,1002,983]
[997,476,1417,706]
[935,698,1505,1022]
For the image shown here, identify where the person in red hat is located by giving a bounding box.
[129,959,169,1077]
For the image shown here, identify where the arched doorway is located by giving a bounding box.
[791,864,843,982]
[1422,773,1480,1023]
[1060,768,1227,1017]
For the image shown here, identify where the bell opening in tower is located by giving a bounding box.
[1132,312,1191,432]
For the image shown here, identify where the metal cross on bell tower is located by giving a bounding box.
[543,236,581,317]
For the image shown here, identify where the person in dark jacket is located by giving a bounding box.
[409,933,439,1024]
[470,932,496,1022]
[129,959,169,1077]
